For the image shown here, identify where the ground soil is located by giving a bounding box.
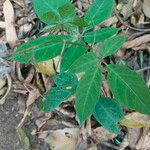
[0,99,22,150]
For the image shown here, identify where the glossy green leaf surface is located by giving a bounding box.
[84,27,119,43]
[33,0,72,24]
[93,97,124,134]
[99,35,126,57]
[68,52,99,73]
[12,35,64,63]
[107,64,150,114]
[60,44,86,72]
[76,66,102,125]
[84,0,114,28]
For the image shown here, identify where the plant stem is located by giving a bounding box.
[56,40,66,71]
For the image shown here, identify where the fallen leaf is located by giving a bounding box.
[120,0,133,19]
[39,128,79,150]
[26,89,40,107]
[127,128,141,149]
[143,0,150,18]
[18,94,26,114]
[0,74,12,104]
[12,0,25,7]
[3,0,18,48]
[88,146,97,150]
[0,77,6,89]
[18,89,40,127]
[120,112,150,128]
[123,34,150,49]
[93,127,116,142]
[17,127,30,150]
[37,59,56,76]
[136,128,150,150]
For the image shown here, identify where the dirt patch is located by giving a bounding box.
[0,99,22,150]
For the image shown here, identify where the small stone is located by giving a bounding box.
[0,58,12,77]
[18,23,32,39]
[0,43,9,57]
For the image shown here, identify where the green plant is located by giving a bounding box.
[12,0,150,134]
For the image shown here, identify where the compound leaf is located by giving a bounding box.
[99,35,126,57]
[76,66,102,125]
[84,27,119,43]
[107,64,150,114]
[12,35,64,63]
[68,52,99,73]
[85,0,114,28]
[61,44,86,72]
[93,97,124,134]
[33,0,69,24]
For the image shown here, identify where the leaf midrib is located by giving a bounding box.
[95,104,117,125]
[81,67,99,120]
[108,66,149,109]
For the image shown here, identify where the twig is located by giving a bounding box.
[136,66,150,73]
[114,8,150,32]
[56,40,66,71]
[18,107,30,128]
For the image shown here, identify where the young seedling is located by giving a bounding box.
[12,0,150,134]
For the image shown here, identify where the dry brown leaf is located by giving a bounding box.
[0,74,12,104]
[0,77,6,89]
[18,94,26,114]
[121,112,150,128]
[123,34,150,49]
[127,128,142,148]
[37,60,56,76]
[39,128,79,150]
[121,0,133,19]
[3,0,18,48]
[18,89,40,127]
[143,0,150,18]
[136,128,150,150]
[12,0,25,7]
[100,16,118,27]
[26,89,40,107]
[88,146,97,150]
[93,127,116,142]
